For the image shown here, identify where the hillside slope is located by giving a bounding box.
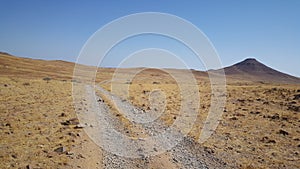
[222,58,300,84]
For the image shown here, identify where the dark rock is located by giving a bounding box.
[54,146,66,153]
[43,77,51,82]
[271,114,280,120]
[97,98,104,102]
[60,121,69,125]
[74,125,84,129]
[237,99,245,103]
[261,137,276,144]
[68,132,77,137]
[61,118,79,125]
[60,113,66,117]
[229,117,238,120]
[77,154,84,159]
[234,113,245,117]
[23,82,30,86]
[66,151,74,156]
[250,111,260,115]
[293,94,300,100]
[278,129,289,136]
[68,118,79,125]
[204,147,214,154]
[288,105,300,112]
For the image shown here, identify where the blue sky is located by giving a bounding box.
[0,0,299,77]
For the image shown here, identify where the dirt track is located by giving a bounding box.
[71,84,227,169]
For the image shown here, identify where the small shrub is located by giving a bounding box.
[43,77,51,83]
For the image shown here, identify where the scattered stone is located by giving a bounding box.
[204,147,214,154]
[43,77,51,83]
[229,117,238,120]
[77,154,85,159]
[60,113,66,117]
[68,132,77,137]
[23,82,30,86]
[54,146,66,154]
[237,99,245,103]
[66,151,74,156]
[263,101,269,105]
[60,121,69,125]
[261,137,276,144]
[97,98,104,102]
[234,112,245,117]
[278,129,289,136]
[288,105,300,112]
[271,114,280,120]
[47,154,53,158]
[74,124,84,129]
[61,118,79,125]
[250,111,260,115]
[293,94,300,100]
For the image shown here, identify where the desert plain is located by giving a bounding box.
[0,52,299,169]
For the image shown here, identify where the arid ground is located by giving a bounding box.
[0,52,299,169]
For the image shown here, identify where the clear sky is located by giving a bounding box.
[0,0,299,77]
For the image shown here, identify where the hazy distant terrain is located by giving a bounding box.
[0,52,299,168]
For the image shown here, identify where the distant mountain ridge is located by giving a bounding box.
[221,58,300,84]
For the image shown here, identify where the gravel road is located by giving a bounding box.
[73,84,228,169]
